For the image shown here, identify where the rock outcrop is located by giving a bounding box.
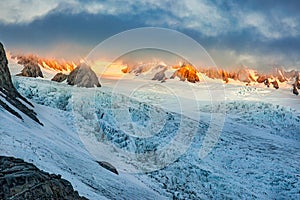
[17,65,43,78]
[236,68,256,83]
[201,67,256,83]
[0,42,42,125]
[200,68,229,83]
[51,72,68,82]
[271,80,279,89]
[0,156,87,200]
[293,85,299,95]
[152,68,167,82]
[15,55,43,78]
[67,63,101,88]
[292,72,300,95]
[121,63,154,75]
[96,161,119,175]
[170,63,200,83]
[264,79,271,87]
[256,75,268,83]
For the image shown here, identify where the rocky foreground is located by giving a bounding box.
[0,156,87,200]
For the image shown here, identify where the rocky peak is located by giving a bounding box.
[170,63,200,83]
[17,64,43,78]
[0,42,42,125]
[15,54,43,78]
[199,68,229,83]
[236,68,256,83]
[273,68,287,82]
[67,63,101,88]
[152,67,167,82]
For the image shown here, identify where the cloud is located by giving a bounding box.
[0,0,60,24]
[237,11,300,40]
[209,47,300,71]
[142,0,231,36]
[1,0,299,69]
[1,0,299,40]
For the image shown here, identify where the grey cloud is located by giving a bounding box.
[0,0,60,24]
[1,0,299,40]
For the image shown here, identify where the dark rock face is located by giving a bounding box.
[51,72,68,82]
[271,80,279,89]
[292,73,300,95]
[67,63,101,88]
[293,85,299,95]
[67,67,80,86]
[264,79,270,87]
[0,44,15,92]
[15,55,43,78]
[0,156,87,200]
[0,42,42,125]
[17,65,43,78]
[96,161,118,175]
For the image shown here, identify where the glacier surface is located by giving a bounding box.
[0,76,299,199]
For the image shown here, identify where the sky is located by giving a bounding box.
[0,0,299,71]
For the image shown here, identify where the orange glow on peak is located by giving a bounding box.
[12,53,79,72]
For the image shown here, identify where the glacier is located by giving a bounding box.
[0,76,299,199]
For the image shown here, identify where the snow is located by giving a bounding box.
[0,74,299,199]
[0,96,167,200]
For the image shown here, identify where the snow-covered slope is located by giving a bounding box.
[0,76,298,199]
[0,78,168,200]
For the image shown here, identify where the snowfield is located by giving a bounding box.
[0,75,299,199]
